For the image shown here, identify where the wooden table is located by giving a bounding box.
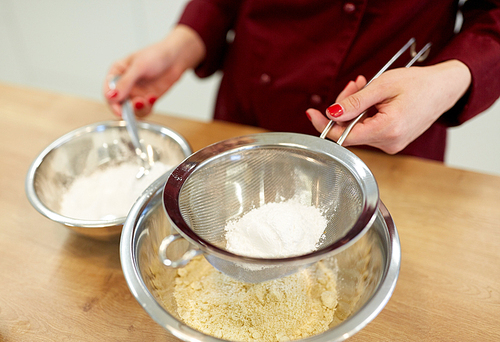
[1,83,499,341]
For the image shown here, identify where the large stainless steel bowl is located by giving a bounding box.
[121,174,401,341]
[25,120,192,241]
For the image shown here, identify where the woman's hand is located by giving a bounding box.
[103,24,206,117]
[307,60,471,154]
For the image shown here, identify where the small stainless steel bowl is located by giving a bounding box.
[121,175,401,341]
[25,120,192,241]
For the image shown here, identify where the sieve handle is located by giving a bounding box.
[320,38,432,146]
[158,234,203,268]
[336,42,432,146]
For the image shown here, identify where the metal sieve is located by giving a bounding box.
[159,38,430,283]
[161,133,379,283]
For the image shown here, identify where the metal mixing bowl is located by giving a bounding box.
[25,120,192,241]
[121,173,401,341]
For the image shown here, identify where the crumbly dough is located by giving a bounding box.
[169,256,338,342]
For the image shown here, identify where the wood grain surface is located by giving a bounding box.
[0,83,499,342]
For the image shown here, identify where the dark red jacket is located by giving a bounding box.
[179,0,500,161]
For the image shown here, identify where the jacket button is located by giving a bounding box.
[310,94,322,105]
[260,73,271,84]
[343,2,356,13]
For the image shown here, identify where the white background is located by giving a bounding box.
[1,0,499,175]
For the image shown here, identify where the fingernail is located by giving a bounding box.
[326,103,344,117]
[106,89,118,99]
[148,96,157,105]
[306,111,312,121]
[134,101,144,110]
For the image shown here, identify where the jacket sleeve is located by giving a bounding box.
[178,0,243,78]
[434,0,500,126]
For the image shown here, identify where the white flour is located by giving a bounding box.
[224,198,327,258]
[59,161,172,220]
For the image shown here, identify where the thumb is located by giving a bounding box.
[326,85,382,122]
[112,68,141,103]
[105,64,141,104]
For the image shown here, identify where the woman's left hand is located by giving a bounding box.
[306,60,471,154]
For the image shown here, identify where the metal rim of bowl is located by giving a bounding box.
[25,120,192,229]
[121,175,401,342]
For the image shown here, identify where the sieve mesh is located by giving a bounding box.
[178,146,364,250]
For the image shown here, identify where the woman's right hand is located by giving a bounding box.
[103,24,206,117]
[307,60,471,154]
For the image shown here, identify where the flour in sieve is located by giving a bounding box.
[59,161,172,220]
[224,198,327,258]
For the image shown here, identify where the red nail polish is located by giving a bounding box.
[148,96,157,105]
[306,111,312,121]
[134,101,144,110]
[326,103,344,117]
[106,89,118,99]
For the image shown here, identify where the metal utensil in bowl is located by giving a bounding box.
[25,120,192,241]
[121,175,401,341]
[108,76,156,178]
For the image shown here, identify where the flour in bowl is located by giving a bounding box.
[172,256,338,342]
[224,198,327,258]
[59,161,173,220]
